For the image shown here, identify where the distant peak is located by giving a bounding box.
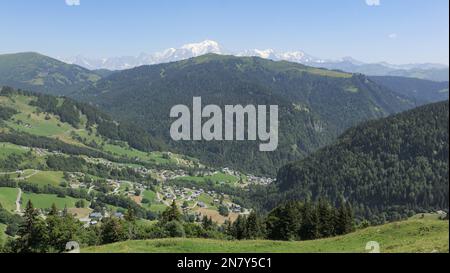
[180,40,223,56]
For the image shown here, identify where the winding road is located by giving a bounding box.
[15,188,22,215]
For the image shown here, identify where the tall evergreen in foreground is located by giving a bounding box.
[15,201,46,253]
[231,200,354,241]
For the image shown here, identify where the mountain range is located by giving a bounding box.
[60,40,449,82]
[75,54,417,175]
[0,50,448,226]
[0,51,448,175]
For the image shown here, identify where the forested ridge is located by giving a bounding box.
[270,101,449,224]
[79,54,415,175]
[0,86,163,152]
[369,76,448,105]
[0,52,101,96]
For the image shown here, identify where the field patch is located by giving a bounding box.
[148,203,168,214]
[68,207,92,219]
[0,187,18,212]
[25,171,65,187]
[21,192,78,210]
[0,142,29,160]
[195,207,239,225]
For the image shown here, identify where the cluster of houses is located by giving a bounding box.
[159,184,249,215]
[80,211,125,227]
[221,167,274,186]
[246,174,274,186]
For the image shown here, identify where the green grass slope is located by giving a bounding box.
[0,187,19,212]
[84,217,449,253]
[21,192,79,210]
[0,88,194,169]
[0,52,101,95]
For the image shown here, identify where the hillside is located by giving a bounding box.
[0,52,101,96]
[0,86,258,235]
[370,76,449,105]
[78,54,415,175]
[272,101,449,223]
[83,216,449,253]
[316,62,449,82]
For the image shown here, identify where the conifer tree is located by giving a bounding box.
[317,198,334,237]
[299,200,319,240]
[245,211,265,239]
[17,200,46,253]
[160,200,182,224]
[49,203,58,216]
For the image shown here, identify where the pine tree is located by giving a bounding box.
[17,200,46,253]
[100,217,125,244]
[299,200,319,240]
[266,202,301,241]
[317,198,334,238]
[125,207,136,222]
[335,199,354,235]
[202,216,214,231]
[62,205,68,217]
[224,219,233,237]
[46,213,81,253]
[160,200,182,224]
[345,202,355,233]
[232,215,247,240]
[245,211,265,239]
[49,203,58,216]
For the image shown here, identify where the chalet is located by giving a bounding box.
[89,212,103,220]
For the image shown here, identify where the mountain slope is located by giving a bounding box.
[0,86,200,224]
[369,76,448,105]
[63,40,224,70]
[84,216,448,253]
[274,101,449,223]
[0,52,102,95]
[59,40,449,82]
[314,62,449,82]
[78,54,415,175]
[0,86,165,164]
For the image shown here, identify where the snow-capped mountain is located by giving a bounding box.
[62,40,326,70]
[59,40,448,81]
[62,40,226,70]
[238,49,321,64]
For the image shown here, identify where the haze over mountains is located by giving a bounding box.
[60,40,449,82]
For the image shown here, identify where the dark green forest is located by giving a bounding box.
[1,198,354,253]
[78,54,415,175]
[269,101,449,224]
[370,76,448,105]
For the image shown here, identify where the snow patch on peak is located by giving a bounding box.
[180,40,222,56]
[59,41,323,70]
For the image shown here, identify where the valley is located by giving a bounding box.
[0,88,270,236]
[0,54,448,254]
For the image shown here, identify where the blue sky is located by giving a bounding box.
[0,0,448,64]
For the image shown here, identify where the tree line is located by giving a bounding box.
[0,198,355,253]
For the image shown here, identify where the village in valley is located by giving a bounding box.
[9,148,275,226]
